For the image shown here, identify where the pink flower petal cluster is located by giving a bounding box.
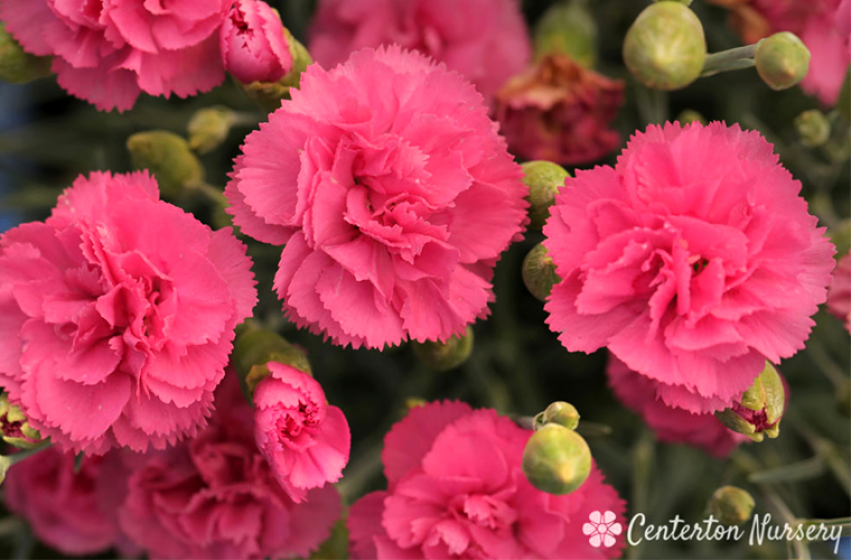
[226,46,529,349]
[221,0,294,84]
[712,0,850,105]
[254,361,351,501]
[4,448,121,556]
[606,355,749,457]
[348,400,626,559]
[307,0,531,103]
[0,0,232,111]
[544,122,835,414]
[116,374,342,560]
[827,251,851,332]
[0,171,257,454]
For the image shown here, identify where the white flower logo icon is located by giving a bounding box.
[583,510,622,548]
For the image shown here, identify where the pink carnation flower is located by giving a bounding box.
[254,361,351,502]
[117,374,342,560]
[606,355,749,457]
[226,46,529,349]
[221,0,294,84]
[307,0,532,103]
[348,400,626,559]
[0,171,257,454]
[544,122,835,414]
[4,448,121,556]
[0,0,231,111]
[827,251,851,332]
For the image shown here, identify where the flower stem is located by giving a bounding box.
[7,440,51,466]
[701,43,759,77]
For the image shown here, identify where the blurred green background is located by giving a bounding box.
[0,1,848,559]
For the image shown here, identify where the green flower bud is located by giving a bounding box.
[0,394,44,449]
[676,109,706,125]
[188,106,237,154]
[523,243,560,302]
[240,30,313,113]
[542,401,580,431]
[0,23,51,84]
[623,1,707,91]
[754,32,810,91]
[794,110,831,147]
[533,1,598,68]
[522,424,592,495]
[232,329,311,398]
[0,455,9,487]
[521,161,569,230]
[708,486,755,526]
[126,131,204,199]
[716,362,785,442]
[412,327,474,372]
[405,398,427,410]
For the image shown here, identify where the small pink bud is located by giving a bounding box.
[221,0,293,85]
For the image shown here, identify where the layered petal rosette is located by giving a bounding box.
[308,0,531,102]
[0,0,232,111]
[254,361,351,501]
[220,0,294,85]
[348,400,626,559]
[0,171,257,454]
[606,355,749,457]
[226,46,529,349]
[544,122,834,413]
[116,375,341,560]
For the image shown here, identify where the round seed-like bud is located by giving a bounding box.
[412,327,474,372]
[755,32,811,91]
[708,486,755,526]
[676,109,706,125]
[542,401,580,431]
[533,1,598,67]
[126,131,204,198]
[0,23,51,84]
[623,1,707,91]
[794,110,831,147]
[523,243,560,302]
[521,161,569,230]
[523,424,592,495]
[188,106,237,154]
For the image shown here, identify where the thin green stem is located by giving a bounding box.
[701,44,759,77]
[7,440,51,466]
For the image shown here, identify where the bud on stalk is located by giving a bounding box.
[755,32,810,91]
[708,486,755,526]
[523,424,592,495]
[533,0,598,68]
[523,243,561,302]
[716,362,785,442]
[0,394,44,449]
[412,327,474,372]
[127,131,205,199]
[188,106,237,154]
[521,161,569,230]
[794,110,831,147]
[232,328,311,398]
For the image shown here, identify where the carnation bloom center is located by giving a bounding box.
[449,492,517,531]
[276,400,320,441]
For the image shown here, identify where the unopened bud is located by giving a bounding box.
[412,327,474,372]
[188,106,237,154]
[0,394,44,449]
[533,1,598,67]
[708,486,755,526]
[221,0,293,85]
[755,32,810,91]
[522,161,569,230]
[716,362,785,442]
[676,109,706,125]
[239,29,313,113]
[0,23,51,84]
[523,243,560,302]
[232,329,311,397]
[127,131,204,198]
[623,1,706,91]
[0,455,9,486]
[405,398,426,410]
[541,401,580,431]
[794,110,831,147]
[523,424,592,495]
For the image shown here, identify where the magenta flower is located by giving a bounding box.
[4,448,120,556]
[117,375,341,560]
[544,122,835,414]
[226,46,529,349]
[0,0,232,111]
[220,0,294,84]
[254,361,351,502]
[827,251,851,332]
[348,400,626,559]
[0,171,257,454]
[308,0,531,103]
[607,355,749,457]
